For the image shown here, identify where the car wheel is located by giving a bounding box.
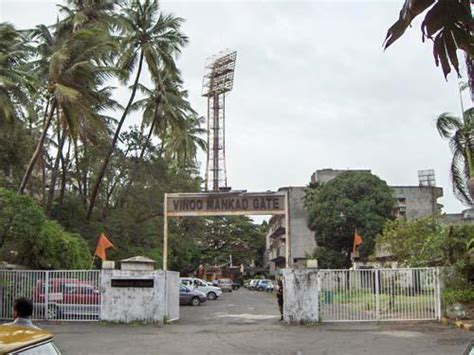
[47,305,59,320]
[191,297,201,307]
[207,292,217,300]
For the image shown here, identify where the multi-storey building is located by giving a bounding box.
[265,169,444,274]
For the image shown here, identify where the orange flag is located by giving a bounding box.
[353,229,363,253]
[94,233,115,261]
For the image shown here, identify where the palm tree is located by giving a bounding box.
[163,114,207,170]
[0,23,35,124]
[18,25,117,194]
[436,107,474,205]
[132,73,192,159]
[86,0,188,220]
[384,0,472,80]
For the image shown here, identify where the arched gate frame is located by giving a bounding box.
[163,191,290,271]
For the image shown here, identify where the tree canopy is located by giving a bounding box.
[305,171,394,269]
[0,1,265,272]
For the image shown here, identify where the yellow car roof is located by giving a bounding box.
[0,325,53,354]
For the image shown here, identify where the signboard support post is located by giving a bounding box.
[163,193,168,271]
[284,190,290,268]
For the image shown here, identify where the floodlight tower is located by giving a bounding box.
[202,50,237,192]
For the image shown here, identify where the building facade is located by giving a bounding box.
[265,169,444,273]
[266,187,316,274]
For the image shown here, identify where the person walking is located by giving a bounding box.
[276,280,284,321]
[3,297,40,329]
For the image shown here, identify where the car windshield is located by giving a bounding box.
[17,341,61,355]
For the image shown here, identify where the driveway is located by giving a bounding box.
[38,289,472,354]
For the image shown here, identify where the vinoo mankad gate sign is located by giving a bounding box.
[163,191,289,270]
[166,192,286,216]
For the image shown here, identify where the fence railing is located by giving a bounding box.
[0,270,100,322]
[318,268,440,322]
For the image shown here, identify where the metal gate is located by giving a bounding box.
[318,268,441,322]
[0,270,100,321]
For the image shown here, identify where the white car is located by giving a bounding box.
[180,277,223,300]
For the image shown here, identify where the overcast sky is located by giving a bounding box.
[1,0,471,214]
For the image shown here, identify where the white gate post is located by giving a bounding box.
[435,267,442,320]
[375,269,380,321]
[44,271,49,321]
[316,271,321,322]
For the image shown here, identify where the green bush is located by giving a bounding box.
[24,220,91,269]
[443,288,474,305]
[1,188,91,269]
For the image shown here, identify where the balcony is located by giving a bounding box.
[266,216,286,239]
[269,243,286,262]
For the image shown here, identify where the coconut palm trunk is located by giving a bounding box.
[86,50,145,220]
[45,110,65,215]
[139,97,161,160]
[18,99,57,194]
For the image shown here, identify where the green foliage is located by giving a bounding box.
[443,288,474,305]
[377,217,474,288]
[0,188,90,269]
[20,220,90,269]
[384,0,472,79]
[0,1,257,275]
[0,188,45,249]
[377,217,445,267]
[436,108,474,205]
[306,171,394,268]
[0,122,34,188]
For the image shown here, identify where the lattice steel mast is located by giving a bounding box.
[202,50,237,192]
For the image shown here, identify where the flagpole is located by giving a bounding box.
[90,254,96,270]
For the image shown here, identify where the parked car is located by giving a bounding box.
[0,325,61,354]
[180,277,223,300]
[256,279,272,291]
[179,285,207,306]
[264,280,275,292]
[33,278,100,319]
[215,278,233,292]
[232,281,241,290]
[243,280,250,288]
[248,279,259,290]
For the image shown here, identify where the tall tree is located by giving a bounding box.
[305,171,394,269]
[18,22,116,194]
[86,0,188,220]
[436,107,474,204]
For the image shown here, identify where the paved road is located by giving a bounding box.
[38,289,472,354]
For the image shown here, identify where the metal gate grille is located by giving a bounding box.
[318,268,440,322]
[0,270,100,321]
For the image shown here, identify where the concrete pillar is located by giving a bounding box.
[282,269,319,324]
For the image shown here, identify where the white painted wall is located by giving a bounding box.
[282,269,319,324]
[100,270,179,323]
